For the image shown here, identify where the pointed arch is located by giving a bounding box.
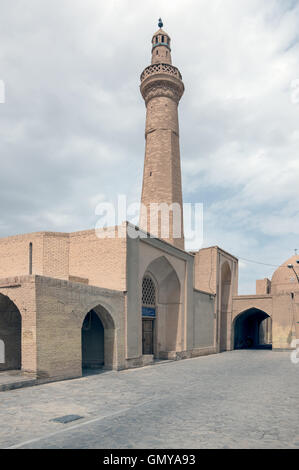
[233,308,272,349]
[142,256,181,358]
[145,255,181,304]
[81,303,116,371]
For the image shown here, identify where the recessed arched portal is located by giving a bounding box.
[142,256,181,359]
[0,293,22,371]
[142,275,157,355]
[220,262,232,352]
[234,308,272,350]
[81,304,115,370]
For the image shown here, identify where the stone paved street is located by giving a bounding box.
[1,350,299,449]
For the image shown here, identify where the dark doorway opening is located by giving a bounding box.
[82,310,104,369]
[234,308,272,350]
[0,295,22,371]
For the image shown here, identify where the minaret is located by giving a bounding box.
[139,19,185,250]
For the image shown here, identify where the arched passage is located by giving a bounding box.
[81,304,115,371]
[0,293,22,371]
[220,262,232,352]
[142,256,181,359]
[234,308,272,350]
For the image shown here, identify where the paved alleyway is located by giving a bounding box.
[1,350,298,449]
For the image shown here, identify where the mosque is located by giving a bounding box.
[0,21,298,385]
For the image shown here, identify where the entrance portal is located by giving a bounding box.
[234,308,272,349]
[142,275,156,356]
[82,310,104,369]
[142,257,181,358]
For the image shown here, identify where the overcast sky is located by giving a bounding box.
[0,0,298,294]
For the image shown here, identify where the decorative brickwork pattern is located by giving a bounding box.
[142,276,156,306]
[140,63,182,82]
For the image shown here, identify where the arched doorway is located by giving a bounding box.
[81,305,115,371]
[234,308,272,350]
[0,294,22,371]
[220,262,232,352]
[82,310,104,369]
[142,256,181,359]
[142,275,156,355]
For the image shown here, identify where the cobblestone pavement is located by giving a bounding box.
[1,350,298,449]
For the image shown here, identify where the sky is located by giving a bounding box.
[0,0,298,294]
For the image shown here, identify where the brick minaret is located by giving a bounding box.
[139,19,185,250]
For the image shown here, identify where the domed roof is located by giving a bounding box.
[271,255,299,293]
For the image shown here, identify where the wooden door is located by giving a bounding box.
[142,319,154,355]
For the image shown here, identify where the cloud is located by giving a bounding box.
[0,0,298,294]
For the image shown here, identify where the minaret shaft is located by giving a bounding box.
[139,23,185,250]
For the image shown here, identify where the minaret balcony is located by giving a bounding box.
[140,63,182,83]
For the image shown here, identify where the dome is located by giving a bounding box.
[271,255,299,293]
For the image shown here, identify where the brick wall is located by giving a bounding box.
[42,233,69,280]
[69,228,127,291]
[0,229,127,291]
[0,276,37,372]
[35,276,126,379]
[193,247,217,294]
[0,232,44,278]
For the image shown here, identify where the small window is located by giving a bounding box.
[156,36,158,44]
[156,50,158,55]
[29,242,33,275]
[161,35,164,43]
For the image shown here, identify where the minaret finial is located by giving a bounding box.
[158,18,163,28]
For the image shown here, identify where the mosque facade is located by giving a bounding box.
[0,22,298,385]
